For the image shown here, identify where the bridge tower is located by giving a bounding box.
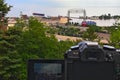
[67,9,86,23]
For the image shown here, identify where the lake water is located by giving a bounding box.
[70,19,120,27]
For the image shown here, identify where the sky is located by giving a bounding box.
[6,0,120,17]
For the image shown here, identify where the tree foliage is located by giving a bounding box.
[0,0,12,29]
[110,27,120,48]
[0,27,22,80]
[15,18,75,80]
[0,0,12,17]
[57,26,81,37]
[0,16,77,80]
[82,26,97,41]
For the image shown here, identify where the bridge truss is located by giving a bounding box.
[67,9,86,23]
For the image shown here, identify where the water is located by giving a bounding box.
[70,19,120,26]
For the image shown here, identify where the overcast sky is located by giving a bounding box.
[6,0,120,17]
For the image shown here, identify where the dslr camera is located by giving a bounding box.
[28,41,120,80]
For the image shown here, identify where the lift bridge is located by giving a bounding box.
[67,9,86,23]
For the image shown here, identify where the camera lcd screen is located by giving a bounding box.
[28,59,64,80]
[34,63,62,74]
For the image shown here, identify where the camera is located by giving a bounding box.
[65,41,119,61]
[28,41,120,80]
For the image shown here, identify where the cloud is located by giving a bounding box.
[6,0,120,17]
[49,0,120,7]
[6,0,120,8]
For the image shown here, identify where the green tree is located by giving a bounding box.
[17,18,75,79]
[0,0,12,18]
[0,27,22,80]
[82,27,97,41]
[57,27,81,37]
[18,18,74,59]
[0,0,12,29]
[110,27,120,48]
[0,16,76,80]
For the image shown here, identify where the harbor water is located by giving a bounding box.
[70,19,120,27]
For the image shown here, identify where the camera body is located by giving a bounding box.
[65,41,120,61]
[28,41,120,80]
[65,41,120,80]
